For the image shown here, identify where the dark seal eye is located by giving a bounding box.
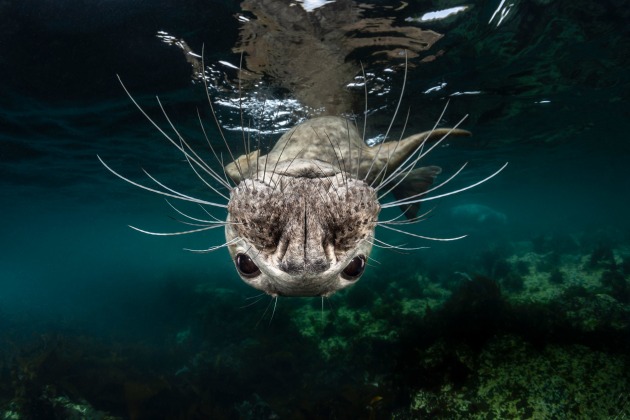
[235,253,261,278]
[341,255,366,280]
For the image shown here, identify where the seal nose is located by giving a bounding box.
[279,256,329,275]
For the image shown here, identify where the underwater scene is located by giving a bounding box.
[1,0,629,418]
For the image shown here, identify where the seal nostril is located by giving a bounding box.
[236,253,261,278]
[341,255,366,280]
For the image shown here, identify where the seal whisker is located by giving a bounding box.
[377,206,435,225]
[377,224,467,242]
[166,209,233,227]
[155,96,232,194]
[129,223,226,236]
[378,213,432,226]
[320,296,324,323]
[380,162,468,204]
[236,51,254,181]
[254,98,268,179]
[358,61,368,181]
[271,145,308,193]
[363,51,408,183]
[322,130,348,187]
[179,149,231,201]
[256,296,276,328]
[115,75,231,192]
[200,45,246,181]
[374,99,452,192]
[370,236,428,251]
[369,107,411,187]
[184,237,242,253]
[98,156,226,207]
[375,113,468,195]
[382,162,509,208]
[268,296,279,325]
[239,293,266,309]
[308,161,342,202]
[310,127,343,182]
[261,105,280,185]
[140,167,227,207]
[239,297,265,309]
[169,219,226,228]
[345,120,353,186]
[196,109,234,188]
[269,130,297,188]
[245,292,267,301]
[165,199,225,224]
[197,203,227,223]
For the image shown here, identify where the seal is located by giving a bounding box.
[100,87,506,297]
[223,116,471,296]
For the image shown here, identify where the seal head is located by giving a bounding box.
[226,161,379,297]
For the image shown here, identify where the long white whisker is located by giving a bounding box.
[375,99,452,192]
[116,75,231,192]
[378,224,467,241]
[371,236,428,251]
[139,167,214,205]
[98,156,226,207]
[359,61,368,181]
[369,108,411,188]
[383,162,508,208]
[237,51,253,180]
[378,207,436,225]
[240,294,266,309]
[376,113,468,195]
[363,51,408,182]
[167,217,227,228]
[129,223,225,236]
[164,199,225,224]
[154,96,232,192]
[198,203,226,223]
[269,296,278,325]
[326,131,349,186]
[320,296,324,323]
[240,297,265,309]
[200,46,245,181]
[380,162,468,204]
[345,120,353,184]
[180,149,231,201]
[184,237,241,253]
[269,130,297,190]
[196,108,234,188]
[256,296,275,328]
[272,144,307,193]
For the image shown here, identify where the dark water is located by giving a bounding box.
[1,0,629,418]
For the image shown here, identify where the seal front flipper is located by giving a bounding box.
[225,150,262,183]
[391,166,442,219]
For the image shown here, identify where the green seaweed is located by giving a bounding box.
[549,268,565,285]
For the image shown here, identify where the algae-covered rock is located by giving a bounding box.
[397,335,630,419]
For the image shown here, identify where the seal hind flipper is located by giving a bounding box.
[391,166,442,219]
